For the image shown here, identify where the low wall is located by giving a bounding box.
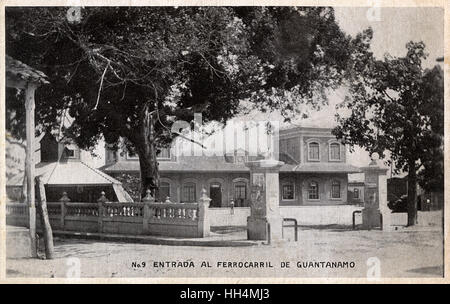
[6,199,210,238]
[209,207,250,227]
[209,205,364,227]
[390,211,443,227]
[280,205,363,226]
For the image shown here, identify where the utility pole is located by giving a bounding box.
[25,83,38,258]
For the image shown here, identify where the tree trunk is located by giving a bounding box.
[21,173,27,203]
[406,159,418,226]
[35,176,54,259]
[135,103,159,201]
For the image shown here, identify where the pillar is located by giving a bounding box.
[245,159,284,241]
[25,84,37,257]
[361,153,390,230]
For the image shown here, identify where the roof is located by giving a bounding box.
[7,161,122,186]
[102,157,361,174]
[288,163,361,174]
[6,55,49,86]
[102,156,250,173]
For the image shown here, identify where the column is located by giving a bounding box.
[361,153,390,230]
[245,159,284,241]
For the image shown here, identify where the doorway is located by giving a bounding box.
[209,183,222,207]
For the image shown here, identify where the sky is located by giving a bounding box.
[335,7,444,69]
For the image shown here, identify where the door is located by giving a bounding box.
[209,183,222,207]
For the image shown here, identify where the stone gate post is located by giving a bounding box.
[361,153,390,230]
[245,159,284,241]
[198,188,211,237]
[142,189,154,234]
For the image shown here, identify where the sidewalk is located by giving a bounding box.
[7,225,261,252]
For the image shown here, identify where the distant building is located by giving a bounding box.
[387,177,407,203]
[6,132,132,203]
[101,126,361,207]
[387,176,443,211]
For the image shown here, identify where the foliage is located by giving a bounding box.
[6,7,362,197]
[333,41,444,225]
[6,7,357,144]
[112,173,141,202]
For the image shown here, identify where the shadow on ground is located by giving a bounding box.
[406,266,443,276]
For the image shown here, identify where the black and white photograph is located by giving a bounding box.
[1,1,447,282]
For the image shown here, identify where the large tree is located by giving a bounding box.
[416,64,444,196]
[333,41,444,226]
[6,7,359,199]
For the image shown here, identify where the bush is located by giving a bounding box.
[388,195,407,213]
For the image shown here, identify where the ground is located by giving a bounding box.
[6,225,443,278]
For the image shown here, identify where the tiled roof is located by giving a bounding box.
[6,55,49,85]
[7,161,122,186]
[102,157,361,174]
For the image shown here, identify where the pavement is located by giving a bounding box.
[49,226,261,247]
[6,224,444,279]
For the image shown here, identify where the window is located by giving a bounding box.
[234,182,247,207]
[126,150,138,160]
[329,143,340,160]
[282,182,295,200]
[157,148,171,160]
[106,149,114,162]
[308,142,320,161]
[66,148,75,158]
[331,181,341,199]
[353,188,360,199]
[182,182,196,203]
[234,183,247,200]
[308,181,319,200]
[159,182,170,202]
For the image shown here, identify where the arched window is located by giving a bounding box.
[308,181,319,200]
[329,142,341,161]
[353,188,360,199]
[182,182,196,203]
[159,182,170,202]
[282,182,295,200]
[308,142,320,161]
[331,180,341,199]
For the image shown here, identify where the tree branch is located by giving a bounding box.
[93,60,110,110]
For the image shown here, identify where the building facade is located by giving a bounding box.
[101,126,361,207]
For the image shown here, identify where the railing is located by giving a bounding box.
[6,203,28,216]
[352,210,362,230]
[6,189,212,238]
[282,218,298,241]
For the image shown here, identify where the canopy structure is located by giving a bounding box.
[6,55,49,89]
[6,55,49,258]
[7,161,134,203]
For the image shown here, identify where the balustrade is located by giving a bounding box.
[6,188,212,238]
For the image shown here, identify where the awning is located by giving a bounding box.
[7,161,134,202]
